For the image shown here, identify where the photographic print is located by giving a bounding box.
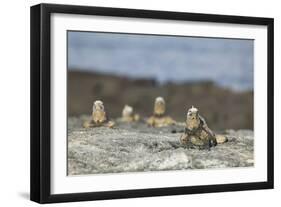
[67,31,254,175]
[31,4,273,203]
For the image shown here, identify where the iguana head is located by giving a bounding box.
[187,106,199,120]
[122,105,133,118]
[154,97,166,116]
[93,100,105,112]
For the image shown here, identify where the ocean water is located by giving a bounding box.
[68,31,254,91]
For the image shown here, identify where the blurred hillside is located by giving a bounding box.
[68,71,253,130]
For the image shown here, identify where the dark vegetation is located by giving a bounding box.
[68,70,253,130]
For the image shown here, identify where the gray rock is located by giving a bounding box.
[68,116,254,175]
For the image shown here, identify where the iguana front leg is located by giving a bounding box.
[180,133,191,148]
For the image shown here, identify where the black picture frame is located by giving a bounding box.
[30,3,274,204]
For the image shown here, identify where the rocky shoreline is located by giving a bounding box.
[67,116,254,175]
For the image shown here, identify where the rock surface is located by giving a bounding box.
[68,116,254,175]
